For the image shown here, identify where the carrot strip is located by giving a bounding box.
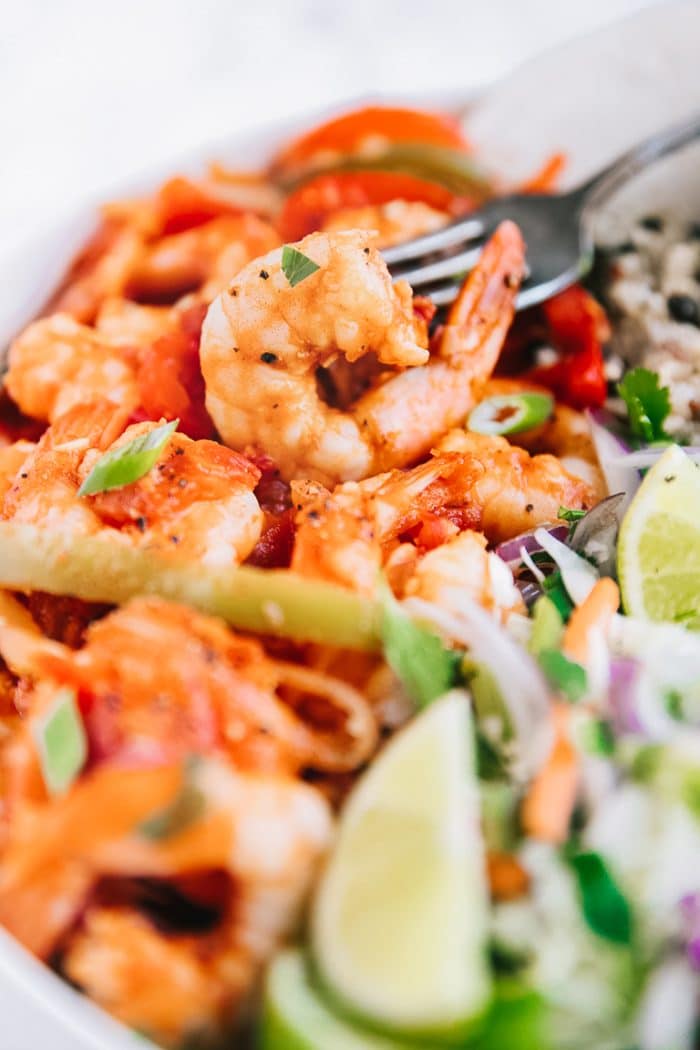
[487,851,530,901]
[563,577,620,665]
[521,705,578,844]
[520,151,567,193]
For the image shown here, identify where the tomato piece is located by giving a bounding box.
[135,303,214,440]
[525,286,609,410]
[273,105,469,175]
[156,176,242,236]
[278,170,457,241]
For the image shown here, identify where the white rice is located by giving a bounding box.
[601,216,700,442]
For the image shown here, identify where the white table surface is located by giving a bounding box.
[3,0,661,253]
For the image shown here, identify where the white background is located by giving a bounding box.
[2,0,662,245]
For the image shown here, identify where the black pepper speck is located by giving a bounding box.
[260,352,277,364]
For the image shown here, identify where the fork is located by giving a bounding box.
[383,111,700,310]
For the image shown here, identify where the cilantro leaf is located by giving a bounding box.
[281,245,320,287]
[568,850,633,945]
[538,648,588,701]
[78,419,178,496]
[617,367,671,442]
[380,586,461,707]
[558,506,586,524]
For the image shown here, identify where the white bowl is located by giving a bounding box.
[1,3,699,1047]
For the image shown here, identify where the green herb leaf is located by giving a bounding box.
[558,506,586,523]
[541,571,574,621]
[580,718,616,756]
[568,850,633,945]
[617,367,671,443]
[380,585,461,707]
[538,648,588,701]
[33,687,87,795]
[138,756,206,841]
[78,419,179,496]
[281,245,320,288]
[528,595,564,656]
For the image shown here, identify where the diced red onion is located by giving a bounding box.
[495,525,568,567]
[680,894,700,971]
[608,657,644,734]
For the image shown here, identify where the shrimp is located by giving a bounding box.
[321,199,449,247]
[0,756,332,1047]
[127,213,280,303]
[402,530,524,621]
[200,222,525,484]
[5,313,140,423]
[435,429,596,544]
[0,596,378,781]
[1,401,263,567]
[482,377,607,498]
[291,427,596,596]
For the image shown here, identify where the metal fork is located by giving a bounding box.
[383,111,700,310]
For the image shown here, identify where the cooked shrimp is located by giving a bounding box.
[201,228,429,483]
[127,214,280,303]
[0,756,332,1046]
[291,454,483,593]
[321,199,449,247]
[435,429,596,543]
[6,314,140,423]
[402,530,524,621]
[201,223,524,484]
[482,377,607,498]
[94,298,179,344]
[1,401,263,566]
[0,596,378,780]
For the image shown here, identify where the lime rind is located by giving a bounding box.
[311,690,491,1041]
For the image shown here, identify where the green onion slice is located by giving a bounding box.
[138,756,205,841]
[281,245,320,287]
[537,648,588,702]
[78,419,179,497]
[32,687,87,795]
[468,393,553,436]
[381,584,461,707]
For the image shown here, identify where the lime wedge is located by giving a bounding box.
[618,445,700,627]
[261,950,410,1050]
[311,690,490,1040]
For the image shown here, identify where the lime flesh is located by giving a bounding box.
[310,690,490,1040]
[618,445,700,627]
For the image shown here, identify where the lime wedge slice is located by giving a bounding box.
[261,950,410,1050]
[618,445,700,627]
[311,690,490,1040]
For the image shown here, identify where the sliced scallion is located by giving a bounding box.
[32,687,87,795]
[468,393,553,437]
[78,419,178,497]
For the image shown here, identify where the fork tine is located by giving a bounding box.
[390,242,485,291]
[381,214,485,266]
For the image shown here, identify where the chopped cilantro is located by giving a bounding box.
[568,850,633,945]
[281,245,320,287]
[617,367,671,443]
[380,585,461,707]
[581,718,616,756]
[538,649,588,701]
[558,506,586,523]
[541,571,574,621]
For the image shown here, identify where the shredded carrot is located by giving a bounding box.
[487,851,530,901]
[563,577,620,665]
[520,151,567,194]
[521,705,578,844]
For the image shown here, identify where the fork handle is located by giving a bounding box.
[570,110,700,211]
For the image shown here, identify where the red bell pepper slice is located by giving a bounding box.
[272,105,469,175]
